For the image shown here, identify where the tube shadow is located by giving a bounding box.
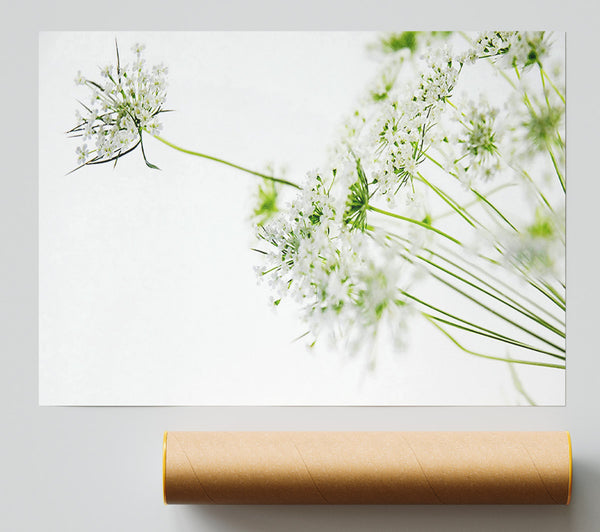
[185,504,571,532]
[171,456,600,531]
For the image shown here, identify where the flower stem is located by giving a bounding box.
[415,253,565,338]
[507,355,537,405]
[540,66,565,104]
[500,155,554,212]
[422,266,566,353]
[423,151,518,232]
[538,66,564,148]
[367,205,462,246]
[401,288,565,360]
[146,131,301,189]
[426,312,563,359]
[414,172,477,228]
[546,141,566,193]
[435,183,517,221]
[424,315,565,369]
[383,228,565,328]
[513,68,565,194]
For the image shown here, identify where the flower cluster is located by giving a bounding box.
[355,46,462,201]
[68,42,168,170]
[256,158,412,353]
[471,31,550,70]
[66,34,565,375]
[503,206,565,278]
[254,31,565,371]
[503,32,550,69]
[451,98,503,185]
[472,32,515,59]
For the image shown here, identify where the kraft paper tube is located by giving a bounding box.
[163,431,572,505]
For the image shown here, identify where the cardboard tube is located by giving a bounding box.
[163,431,572,505]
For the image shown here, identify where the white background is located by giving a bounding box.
[39,31,563,405]
[2,0,599,530]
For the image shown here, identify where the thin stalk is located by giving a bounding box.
[470,189,518,232]
[435,183,517,221]
[424,313,563,358]
[425,267,566,353]
[540,66,565,104]
[546,141,566,192]
[367,204,462,246]
[438,245,565,326]
[430,247,565,329]
[425,315,565,369]
[527,278,566,311]
[538,64,564,148]
[540,278,566,306]
[423,151,518,232]
[513,67,565,194]
[504,157,554,212]
[146,131,301,189]
[416,253,565,338]
[510,260,566,311]
[380,228,565,328]
[415,172,477,227]
[402,290,565,360]
[507,356,537,405]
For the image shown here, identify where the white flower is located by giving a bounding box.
[344,45,463,200]
[503,32,550,69]
[454,98,503,183]
[132,42,146,55]
[471,31,551,70]
[74,70,85,85]
[75,143,89,164]
[472,31,515,59]
[68,41,168,169]
[256,158,414,356]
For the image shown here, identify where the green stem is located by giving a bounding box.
[514,67,565,194]
[416,253,565,338]
[424,312,563,359]
[436,242,565,327]
[507,355,537,405]
[415,172,477,227]
[402,290,565,360]
[423,151,519,232]
[424,267,566,353]
[509,259,566,311]
[546,141,566,193]
[146,131,301,189]
[540,278,566,306]
[435,247,565,328]
[538,64,552,114]
[501,156,553,212]
[424,315,565,369]
[540,66,565,104]
[435,183,517,221]
[367,205,462,246]
[470,189,518,232]
[537,66,565,148]
[379,228,565,328]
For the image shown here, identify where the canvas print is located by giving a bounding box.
[39,32,565,405]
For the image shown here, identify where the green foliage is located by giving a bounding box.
[380,32,418,53]
[344,157,370,231]
[528,209,554,239]
[524,104,563,148]
[253,178,279,225]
